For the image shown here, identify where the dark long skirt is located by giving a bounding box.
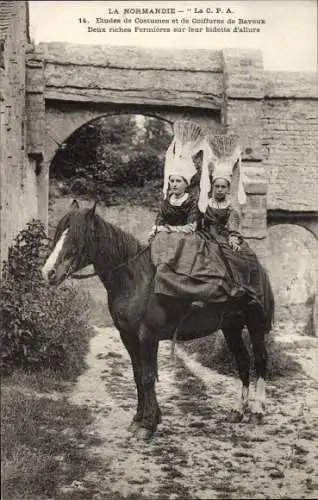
[150,231,268,307]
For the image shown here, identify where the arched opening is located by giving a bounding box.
[266,223,318,336]
[48,113,176,241]
[50,113,173,202]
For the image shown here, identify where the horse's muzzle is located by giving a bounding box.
[47,269,56,282]
[46,268,64,286]
[42,258,74,286]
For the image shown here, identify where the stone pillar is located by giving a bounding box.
[241,167,269,263]
[26,45,46,225]
[221,48,267,261]
[37,161,49,229]
[0,43,5,269]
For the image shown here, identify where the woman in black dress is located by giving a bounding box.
[149,174,200,240]
[150,172,231,304]
[202,175,266,314]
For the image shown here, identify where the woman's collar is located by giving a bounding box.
[208,197,230,209]
[169,192,189,206]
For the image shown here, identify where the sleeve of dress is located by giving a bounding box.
[186,196,201,224]
[226,207,243,238]
[154,203,165,226]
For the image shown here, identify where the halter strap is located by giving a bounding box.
[70,245,150,281]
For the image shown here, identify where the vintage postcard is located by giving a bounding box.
[1,1,317,499]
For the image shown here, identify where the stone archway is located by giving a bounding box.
[265,224,318,336]
[47,112,176,230]
[33,44,269,242]
[41,105,221,227]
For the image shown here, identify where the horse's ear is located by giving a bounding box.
[70,199,79,211]
[90,201,98,214]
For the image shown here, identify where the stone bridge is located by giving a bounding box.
[0,1,317,332]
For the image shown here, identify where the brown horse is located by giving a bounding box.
[42,200,275,440]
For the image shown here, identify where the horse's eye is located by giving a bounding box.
[64,248,74,259]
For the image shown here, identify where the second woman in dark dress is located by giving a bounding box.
[201,176,268,316]
[151,175,268,318]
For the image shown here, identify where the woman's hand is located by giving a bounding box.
[228,234,241,252]
[166,222,197,234]
[157,225,171,233]
[149,225,172,243]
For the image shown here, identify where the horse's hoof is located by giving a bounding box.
[249,402,265,424]
[229,409,244,423]
[127,421,141,433]
[134,427,155,441]
[249,412,264,425]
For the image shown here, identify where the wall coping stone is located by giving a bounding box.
[38,42,223,72]
[243,165,268,194]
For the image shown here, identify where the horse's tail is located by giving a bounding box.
[262,268,275,334]
[266,282,275,333]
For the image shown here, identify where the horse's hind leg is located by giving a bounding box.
[222,322,250,422]
[247,314,268,422]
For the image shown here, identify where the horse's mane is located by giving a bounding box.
[56,208,146,266]
[90,209,145,259]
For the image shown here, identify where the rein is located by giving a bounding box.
[70,245,150,281]
[71,270,97,280]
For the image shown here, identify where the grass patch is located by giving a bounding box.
[1,372,102,500]
[1,368,70,394]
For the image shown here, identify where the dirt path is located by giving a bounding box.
[64,324,318,500]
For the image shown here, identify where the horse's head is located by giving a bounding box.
[42,200,97,285]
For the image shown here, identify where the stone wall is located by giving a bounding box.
[265,224,318,334]
[0,2,39,267]
[40,43,318,334]
[0,25,317,333]
[262,97,318,211]
[39,43,318,225]
[42,44,270,239]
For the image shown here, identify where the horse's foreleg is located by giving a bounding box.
[248,319,267,422]
[119,334,144,431]
[222,323,250,422]
[135,324,160,440]
[128,360,144,432]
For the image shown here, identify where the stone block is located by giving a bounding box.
[224,101,263,159]
[264,71,318,98]
[242,226,267,239]
[246,194,267,210]
[241,206,267,238]
[39,42,222,72]
[43,62,223,110]
[243,165,268,195]
[26,92,45,155]
[222,48,264,99]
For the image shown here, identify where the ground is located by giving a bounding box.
[55,276,318,500]
[24,195,316,499]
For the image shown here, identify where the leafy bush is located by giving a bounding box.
[0,220,91,377]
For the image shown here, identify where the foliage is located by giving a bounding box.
[50,114,173,207]
[0,220,91,376]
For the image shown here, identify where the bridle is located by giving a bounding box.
[70,245,150,281]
